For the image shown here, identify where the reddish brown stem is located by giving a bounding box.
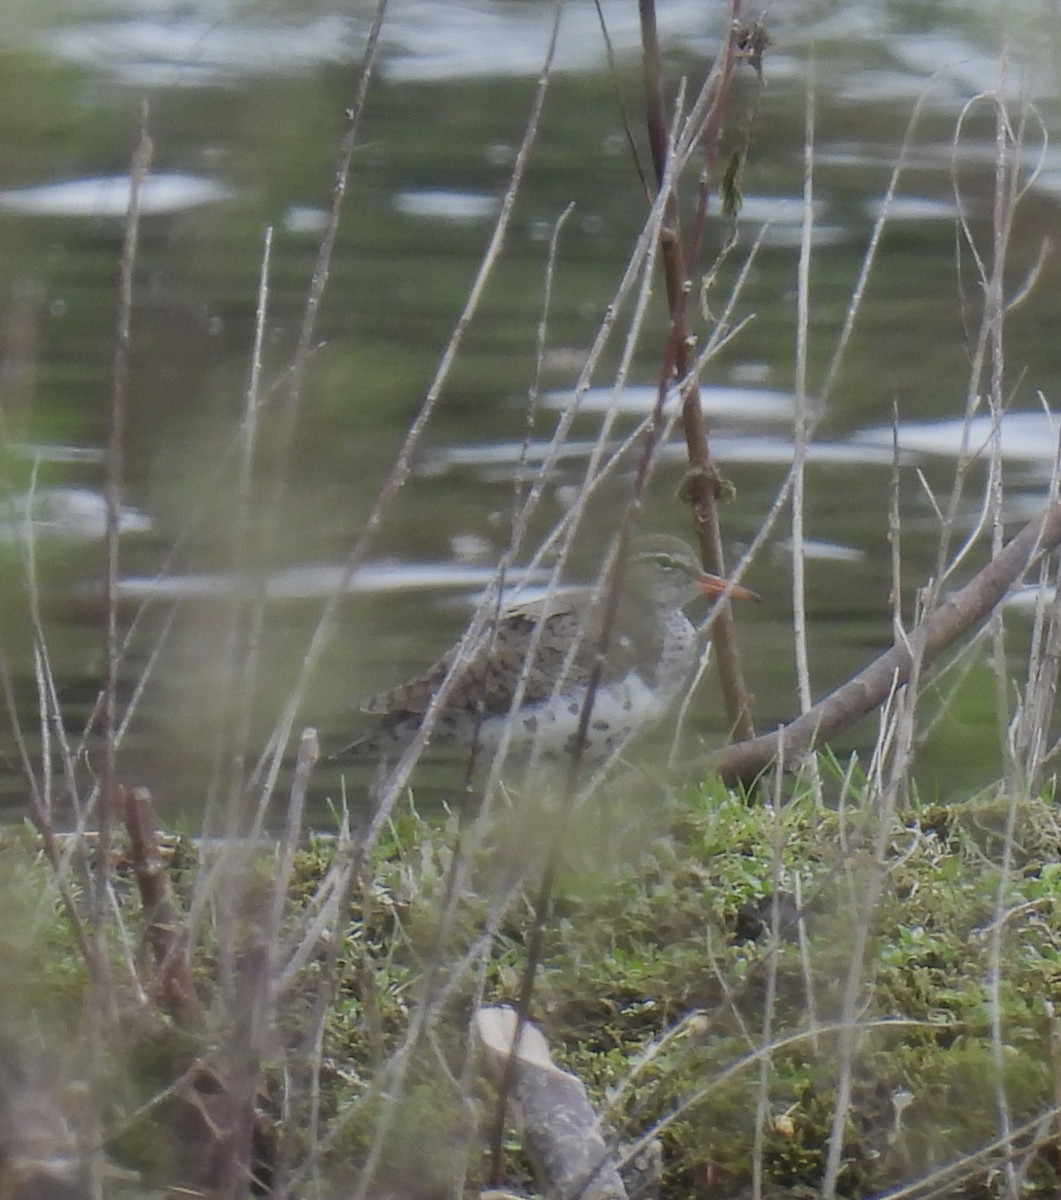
[638,0,754,741]
[123,787,206,1029]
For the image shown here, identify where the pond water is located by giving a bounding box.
[0,0,1059,821]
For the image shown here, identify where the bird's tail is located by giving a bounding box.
[327,715,419,764]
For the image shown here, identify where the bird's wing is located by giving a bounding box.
[359,590,600,719]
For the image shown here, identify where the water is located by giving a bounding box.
[0,0,1059,818]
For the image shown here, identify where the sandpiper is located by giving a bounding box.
[336,535,757,770]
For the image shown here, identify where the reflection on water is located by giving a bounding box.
[543,385,796,418]
[41,8,356,87]
[393,189,500,221]
[0,0,1059,813]
[113,559,533,602]
[0,487,152,541]
[858,411,1061,465]
[0,174,234,217]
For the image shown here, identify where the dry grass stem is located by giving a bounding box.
[254,5,563,849]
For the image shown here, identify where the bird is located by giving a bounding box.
[335,534,758,771]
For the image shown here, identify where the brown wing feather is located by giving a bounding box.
[359,589,604,719]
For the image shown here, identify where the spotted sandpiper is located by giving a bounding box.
[336,535,757,769]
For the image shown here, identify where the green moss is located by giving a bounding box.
[299,783,1061,1198]
[5,779,1061,1197]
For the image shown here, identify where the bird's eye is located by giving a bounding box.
[653,554,677,570]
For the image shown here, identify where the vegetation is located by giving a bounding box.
[1,2,1060,1199]
[6,778,1061,1197]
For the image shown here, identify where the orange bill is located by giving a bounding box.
[698,573,760,603]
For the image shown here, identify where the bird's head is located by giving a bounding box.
[626,535,759,609]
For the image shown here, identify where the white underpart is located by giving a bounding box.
[480,611,699,770]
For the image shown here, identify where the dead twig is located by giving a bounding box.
[122,787,205,1029]
[639,0,757,741]
[710,498,1061,785]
